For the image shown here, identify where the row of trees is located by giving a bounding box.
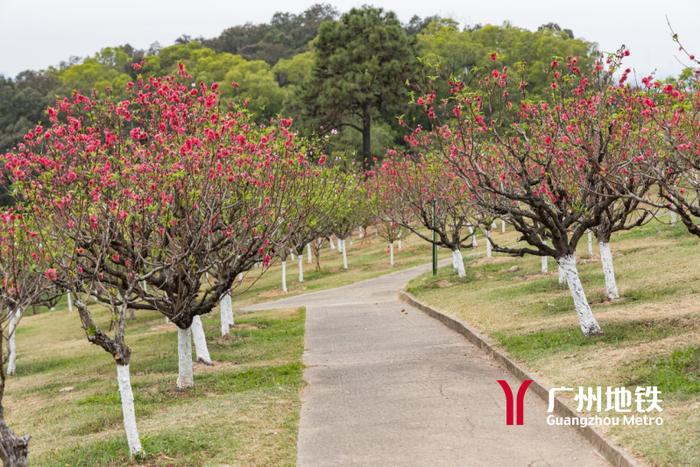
[370,46,699,338]
[0,65,358,464]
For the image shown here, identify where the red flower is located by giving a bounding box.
[44,268,58,281]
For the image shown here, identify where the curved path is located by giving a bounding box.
[244,263,609,467]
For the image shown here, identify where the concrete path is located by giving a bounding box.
[245,264,609,467]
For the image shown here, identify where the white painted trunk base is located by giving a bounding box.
[298,255,304,282]
[307,244,312,264]
[341,239,348,269]
[220,292,234,336]
[7,308,21,376]
[558,266,566,285]
[66,291,73,312]
[501,220,506,233]
[117,364,143,457]
[469,225,477,247]
[541,256,548,274]
[558,255,602,336]
[191,316,212,365]
[329,237,335,249]
[177,327,194,389]
[485,230,492,258]
[452,249,466,278]
[397,239,402,251]
[671,211,677,226]
[587,231,594,257]
[598,242,620,300]
[389,242,395,266]
[281,260,288,293]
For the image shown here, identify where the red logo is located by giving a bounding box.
[497,379,533,425]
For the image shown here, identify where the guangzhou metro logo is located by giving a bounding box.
[497,379,533,425]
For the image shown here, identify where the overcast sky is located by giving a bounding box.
[1,0,698,78]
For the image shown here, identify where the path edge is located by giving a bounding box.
[399,291,644,467]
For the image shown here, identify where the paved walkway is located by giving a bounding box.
[245,264,609,467]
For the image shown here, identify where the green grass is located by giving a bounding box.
[8,307,306,466]
[494,319,684,361]
[622,346,700,396]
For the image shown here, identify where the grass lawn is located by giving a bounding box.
[407,219,700,467]
[7,305,306,466]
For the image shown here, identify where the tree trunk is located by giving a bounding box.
[176,327,194,389]
[501,220,506,233]
[670,210,677,226]
[389,242,395,266]
[485,229,492,258]
[470,225,477,247]
[298,255,304,283]
[361,107,372,171]
[557,255,602,336]
[220,292,233,336]
[66,291,73,312]
[453,248,466,278]
[341,238,348,270]
[541,256,548,274]
[558,265,566,285]
[191,316,212,365]
[0,407,30,467]
[338,238,344,253]
[598,242,620,300]
[7,309,20,376]
[281,260,288,293]
[307,244,312,264]
[116,364,143,457]
[329,237,335,249]
[587,231,594,257]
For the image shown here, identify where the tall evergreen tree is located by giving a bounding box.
[303,7,418,170]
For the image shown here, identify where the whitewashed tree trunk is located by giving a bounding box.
[329,237,335,249]
[290,251,295,261]
[469,225,477,248]
[191,316,212,365]
[220,292,233,336]
[307,244,312,264]
[541,255,549,274]
[338,238,344,253]
[281,260,288,293]
[389,242,395,266]
[557,255,602,336]
[397,239,402,251]
[66,290,73,312]
[485,229,492,258]
[7,308,21,376]
[177,326,194,389]
[298,255,304,282]
[453,248,466,278]
[587,231,594,257]
[117,364,143,457]
[670,210,677,226]
[501,220,506,233]
[341,238,348,269]
[598,242,620,300]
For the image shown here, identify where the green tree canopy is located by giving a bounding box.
[302,6,418,170]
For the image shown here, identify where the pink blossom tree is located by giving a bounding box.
[409,50,651,335]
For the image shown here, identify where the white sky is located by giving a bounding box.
[0,0,698,78]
